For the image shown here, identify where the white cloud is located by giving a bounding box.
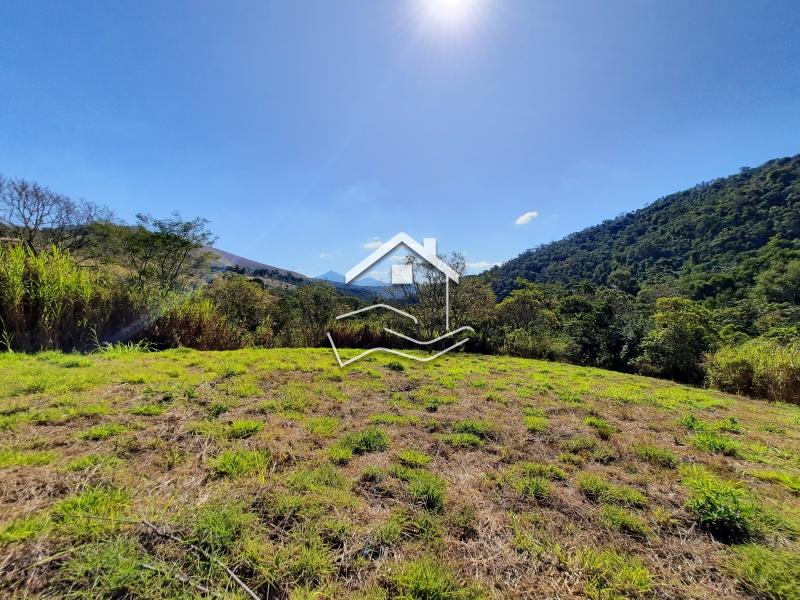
[515,210,539,225]
[362,238,383,250]
[319,252,335,259]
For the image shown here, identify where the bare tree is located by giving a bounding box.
[0,174,113,253]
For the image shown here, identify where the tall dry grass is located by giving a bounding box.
[706,338,800,404]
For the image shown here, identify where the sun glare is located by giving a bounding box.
[416,0,486,35]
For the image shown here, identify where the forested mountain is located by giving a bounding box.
[489,155,800,302]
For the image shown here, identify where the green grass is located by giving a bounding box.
[2,348,800,598]
[599,506,651,539]
[692,431,741,457]
[78,423,126,441]
[727,545,800,600]
[576,547,653,600]
[577,473,647,508]
[397,449,432,468]
[441,432,484,448]
[209,448,270,477]
[227,418,263,439]
[391,557,484,600]
[0,447,56,468]
[632,443,678,468]
[584,415,615,439]
[682,466,757,542]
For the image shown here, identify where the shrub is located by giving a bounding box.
[577,473,647,508]
[144,294,246,351]
[632,443,678,468]
[707,338,800,404]
[682,466,757,542]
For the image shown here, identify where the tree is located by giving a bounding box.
[494,279,562,358]
[636,297,719,382]
[0,174,113,254]
[107,213,216,291]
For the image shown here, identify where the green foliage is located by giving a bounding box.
[187,500,255,555]
[513,476,553,500]
[451,420,493,439]
[750,470,800,495]
[682,466,757,542]
[515,462,567,481]
[0,447,56,468]
[707,338,800,404]
[523,414,549,433]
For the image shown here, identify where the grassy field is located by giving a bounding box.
[1,347,799,599]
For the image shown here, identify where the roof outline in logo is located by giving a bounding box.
[345,232,459,285]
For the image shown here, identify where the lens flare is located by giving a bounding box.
[415,0,486,35]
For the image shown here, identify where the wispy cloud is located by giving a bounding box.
[319,252,336,259]
[362,238,383,250]
[515,210,539,225]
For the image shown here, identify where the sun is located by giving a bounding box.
[415,0,486,35]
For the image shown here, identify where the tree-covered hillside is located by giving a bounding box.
[489,155,800,301]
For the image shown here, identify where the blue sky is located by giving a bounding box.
[1,1,799,280]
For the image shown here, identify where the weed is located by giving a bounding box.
[51,487,129,538]
[523,415,549,433]
[632,443,678,468]
[208,400,231,417]
[576,547,652,600]
[0,448,56,468]
[441,432,483,448]
[584,416,615,440]
[65,453,121,471]
[693,431,740,457]
[78,423,126,441]
[727,544,800,600]
[392,557,483,600]
[452,420,494,439]
[398,449,432,468]
[188,500,255,555]
[599,506,651,539]
[327,445,354,465]
[209,448,270,477]
[750,470,800,495]
[228,419,263,439]
[679,414,708,432]
[513,476,553,500]
[385,361,405,371]
[716,416,743,434]
[682,466,756,542]
[563,435,597,453]
[516,462,567,481]
[577,473,647,508]
[369,413,418,426]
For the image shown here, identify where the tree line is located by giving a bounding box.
[0,172,797,404]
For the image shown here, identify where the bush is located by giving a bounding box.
[144,294,246,350]
[707,338,800,404]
